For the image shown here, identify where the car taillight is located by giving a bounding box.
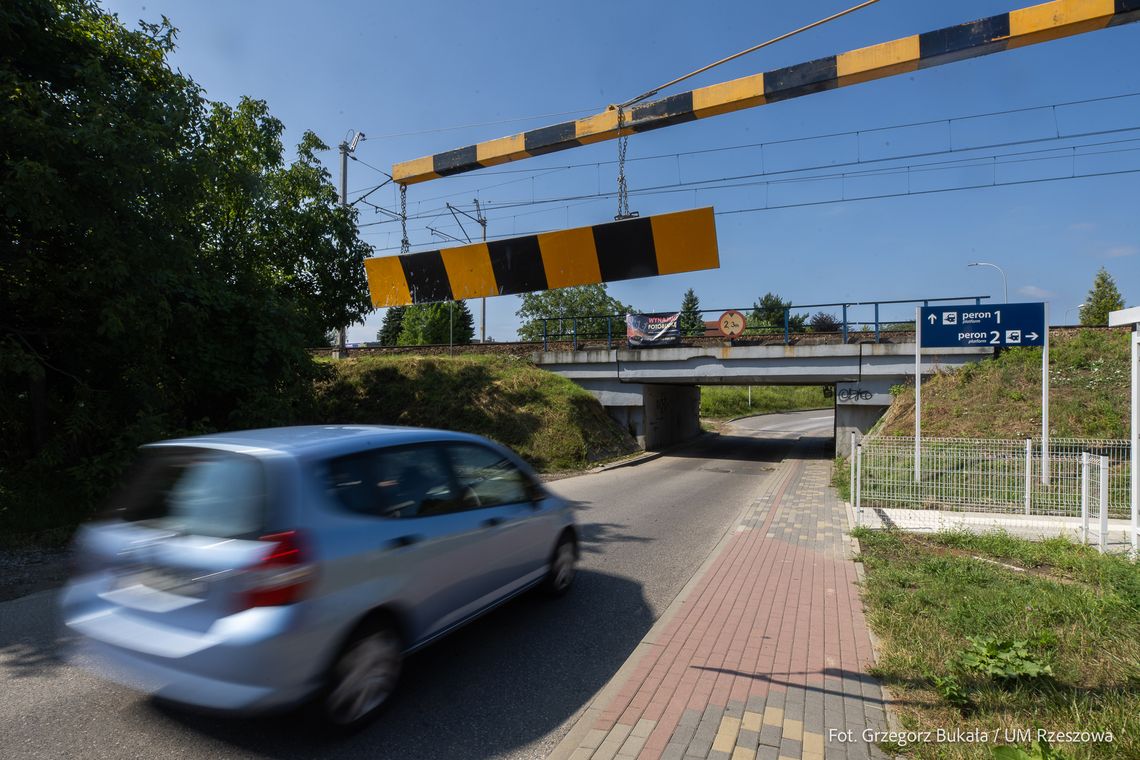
[241,530,314,609]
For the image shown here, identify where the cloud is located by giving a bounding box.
[1068,222,1097,232]
[1104,244,1138,258]
[1017,285,1053,299]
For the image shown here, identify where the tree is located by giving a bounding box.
[1081,267,1125,326]
[377,306,406,345]
[0,0,371,529]
[398,302,475,345]
[516,285,634,341]
[679,288,704,336]
[749,292,806,333]
[809,311,841,332]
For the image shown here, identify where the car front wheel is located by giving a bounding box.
[543,535,576,597]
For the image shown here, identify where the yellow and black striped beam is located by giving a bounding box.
[393,0,1140,185]
[364,207,718,307]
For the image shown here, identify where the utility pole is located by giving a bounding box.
[337,131,364,358]
[445,200,489,342]
[474,198,487,343]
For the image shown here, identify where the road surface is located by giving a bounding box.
[0,410,834,760]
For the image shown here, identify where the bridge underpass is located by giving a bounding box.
[534,341,993,453]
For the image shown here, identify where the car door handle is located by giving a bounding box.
[388,534,422,549]
[481,517,505,528]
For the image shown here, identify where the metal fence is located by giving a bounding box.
[853,436,1132,552]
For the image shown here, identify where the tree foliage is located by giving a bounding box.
[516,285,634,341]
[809,311,841,332]
[749,292,806,333]
[398,302,474,345]
[0,0,371,531]
[377,306,406,345]
[679,288,704,336]
[1081,267,1125,326]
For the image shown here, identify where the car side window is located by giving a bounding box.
[445,443,532,509]
[324,445,458,518]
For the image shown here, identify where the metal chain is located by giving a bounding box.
[615,106,630,219]
[399,184,410,253]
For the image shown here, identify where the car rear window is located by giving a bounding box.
[105,447,265,537]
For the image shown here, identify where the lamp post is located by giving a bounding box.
[1066,303,1086,324]
[968,262,1008,303]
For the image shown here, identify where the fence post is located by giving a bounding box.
[842,304,849,344]
[1024,438,1033,515]
[855,444,863,526]
[874,303,880,343]
[1081,451,1090,545]
[1100,455,1109,553]
[783,308,790,345]
[542,320,548,351]
[849,431,856,505]
[607,316,612,349]
[572,318,578,350]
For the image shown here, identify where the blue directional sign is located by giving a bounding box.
[920,302,1046,348]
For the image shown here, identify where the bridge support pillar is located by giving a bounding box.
[570,379,700,450]
[835,404,888,456]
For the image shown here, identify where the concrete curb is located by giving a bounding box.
[843,497,904,738]
[587,432,712,474]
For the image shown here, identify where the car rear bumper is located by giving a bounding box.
[61,577,329,713]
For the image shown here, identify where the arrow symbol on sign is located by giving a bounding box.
[927,314,937,324]
[1026,332,1039,340]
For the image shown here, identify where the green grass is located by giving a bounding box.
[313,354,637,472]
[852,527,1140,759]
[878,328,1131,439]
[832,455,851,502]
[699,385,831,419]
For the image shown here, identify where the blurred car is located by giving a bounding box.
[61,425,578,729]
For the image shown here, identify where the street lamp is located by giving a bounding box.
[968,262,1008,303]
[1066,303,1086,323]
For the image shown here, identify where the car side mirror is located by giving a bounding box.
[526,480,546,506]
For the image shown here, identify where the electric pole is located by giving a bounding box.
[445,200,489,343]
[474,198,487,343]
[337,131,363,358]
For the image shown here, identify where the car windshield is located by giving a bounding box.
[105,448,265,538]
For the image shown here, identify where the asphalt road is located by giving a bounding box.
[0,410,834,760]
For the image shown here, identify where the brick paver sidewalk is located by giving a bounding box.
[551,455,889,760]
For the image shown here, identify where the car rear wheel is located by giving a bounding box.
[543,535,576,597]
[319,621,402,731]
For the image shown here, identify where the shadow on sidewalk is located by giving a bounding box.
[691,665,937,709]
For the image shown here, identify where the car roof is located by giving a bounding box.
[144,425,487,458]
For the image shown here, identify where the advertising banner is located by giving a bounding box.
[627,313,681,348]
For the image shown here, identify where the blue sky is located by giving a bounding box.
[104,0,1140,340]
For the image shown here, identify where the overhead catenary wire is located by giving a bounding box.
[356,124,1140,228]
[362,160,1140,253]
[357,89,1140,212]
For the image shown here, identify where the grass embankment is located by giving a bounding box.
[877,328,1131,439]
[699,385,831,420]
[0,355,636,545]
[315,355,637,472]
[854,528,1140,759]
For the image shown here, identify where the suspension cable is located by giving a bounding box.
[615,105,635,219]
[399,184,410,253]
[617,0,881,109]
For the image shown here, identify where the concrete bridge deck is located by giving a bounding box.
[534,342,993,453]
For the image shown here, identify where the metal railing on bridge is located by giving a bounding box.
[539,295,991,351]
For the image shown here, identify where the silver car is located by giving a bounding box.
[61,425,578,729]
